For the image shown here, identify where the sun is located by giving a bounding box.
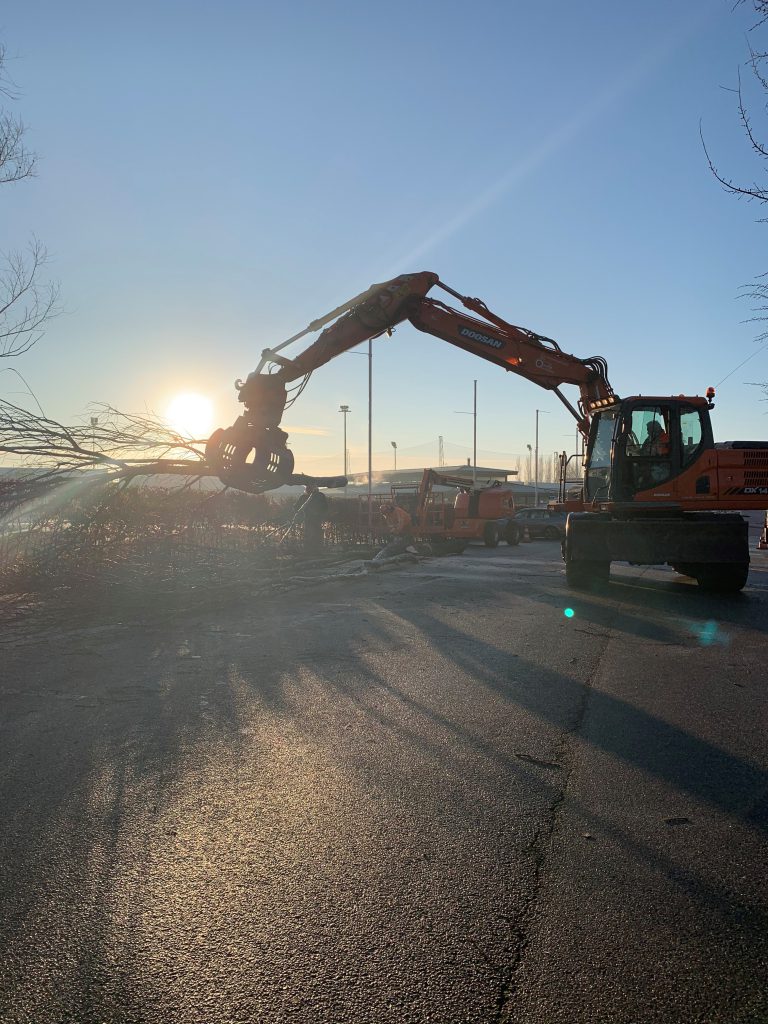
[165,392,214,440]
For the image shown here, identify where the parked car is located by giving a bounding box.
[513,507,567,540]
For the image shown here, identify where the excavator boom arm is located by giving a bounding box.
[407,296,614,428]
[208,272,616,491]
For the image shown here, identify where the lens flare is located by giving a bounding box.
[694,619,728,647]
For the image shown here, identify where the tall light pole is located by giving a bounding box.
[339,404,350,476]
[472,379,477,485]
[343,337,385,537]
[90,416,98,456]
[534,409,550,506]
[391,440,397,472]
[453,379,478,484]
[367,340,373,535]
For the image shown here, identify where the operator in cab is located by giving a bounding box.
[641,420,670,457]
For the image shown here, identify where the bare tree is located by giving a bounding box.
[0,398,218,515]
[699,2,768,359]
[739,0,768,29]
[0,45,35,183]
[0,238,59,357]
[0,43,59,358]
[702,2,768,206]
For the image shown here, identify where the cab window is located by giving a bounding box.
[625,407,670,456]
[624,405,672,492]
[585,410,617,500]
[679,407,704,468]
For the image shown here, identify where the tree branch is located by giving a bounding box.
[0,399,218,501]
[0,239,61,357]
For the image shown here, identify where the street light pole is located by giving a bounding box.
[368,340,373,536]
[472,379,477,486]
[339,405,350,476]
[534,409,550,506]
[341,337,387,535]
[391,440,397,472]
[535,411,540,506]
[454,379,478,484]
[339,345,375,534]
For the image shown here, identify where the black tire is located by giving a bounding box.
[565,558,610,589]
[543,526,560,540]
[504,522,520,546]
[483,523,500,548]
[694,563,749,594]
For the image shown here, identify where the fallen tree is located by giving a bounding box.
[0,399,209,489]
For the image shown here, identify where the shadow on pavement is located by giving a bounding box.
[1,561,766,1020]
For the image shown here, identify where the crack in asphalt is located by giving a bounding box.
[514,752,564,772]
[494,598,618,1022]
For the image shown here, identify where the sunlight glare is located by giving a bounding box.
[166,392,214,439]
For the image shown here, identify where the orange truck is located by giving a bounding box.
[390,469,520,547]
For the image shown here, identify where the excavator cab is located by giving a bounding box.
[584,397,715,506]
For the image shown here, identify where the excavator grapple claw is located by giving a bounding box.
[206,420,296,493]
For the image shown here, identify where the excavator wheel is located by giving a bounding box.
[671,564,695,578]
[206,426,295,494]
[504,522,520,546]
[483,522,500,548]
[693,563,749,594]
[671,562,748,592]
[565,557,610,590]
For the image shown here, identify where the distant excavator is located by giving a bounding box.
[206,271,768,591]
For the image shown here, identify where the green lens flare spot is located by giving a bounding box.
[564,608,575,618]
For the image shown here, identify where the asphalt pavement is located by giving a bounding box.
[1,536,766,1023]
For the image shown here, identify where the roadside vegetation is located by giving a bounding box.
[0,480,380,618]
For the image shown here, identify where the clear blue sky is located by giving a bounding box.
[3,0,767,476]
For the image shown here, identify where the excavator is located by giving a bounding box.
[391,468,520,548]
[206,271,768,592]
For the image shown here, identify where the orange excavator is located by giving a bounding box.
[206,272,768,592]
[391,468,520,548]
